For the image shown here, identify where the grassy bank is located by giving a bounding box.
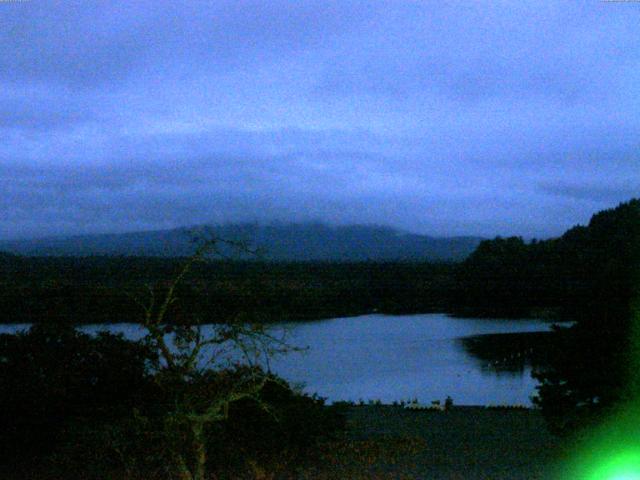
[298,405,565,480]
[0,404,569,479]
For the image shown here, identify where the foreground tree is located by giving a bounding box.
[532,199,640,435]
[0,233,345,479]
[131,233,294,480]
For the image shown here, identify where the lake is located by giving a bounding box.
[0,314,566,406]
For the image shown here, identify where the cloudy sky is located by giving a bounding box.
[2,0,639,240]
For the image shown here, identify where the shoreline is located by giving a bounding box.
[299,404,563,479]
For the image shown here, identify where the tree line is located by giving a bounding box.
[0,255,455,324]
[453,199,640,434]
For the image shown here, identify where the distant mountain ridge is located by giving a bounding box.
[0,223,483,261]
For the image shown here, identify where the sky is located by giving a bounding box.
[1,0,639,240]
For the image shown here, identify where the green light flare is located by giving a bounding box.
[558,210,640,479]
[556,407,640,479]
[587,451,640,480]
[557,304,640,479]
[610,474,640,480]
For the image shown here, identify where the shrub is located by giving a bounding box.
[0,322,154,467]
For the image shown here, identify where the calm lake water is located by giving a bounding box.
[0,314,565,406]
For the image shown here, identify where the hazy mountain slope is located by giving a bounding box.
[0,223,482,261]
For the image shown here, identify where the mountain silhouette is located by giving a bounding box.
[0,223,482,261]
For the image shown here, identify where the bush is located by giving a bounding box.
[208,377,346,477]
[0,323,345,478]
[0,323,154,467]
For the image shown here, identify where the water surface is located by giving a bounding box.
[0,314,565,405]
[268,314,561,405]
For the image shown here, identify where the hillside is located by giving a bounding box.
[0,223,482,262]
[452,197,640,320]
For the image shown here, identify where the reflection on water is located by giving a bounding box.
[267,314,567,406]
[0,314,569,406]
[458,331,560,375]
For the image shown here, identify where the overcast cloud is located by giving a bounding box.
[1,0,639,240]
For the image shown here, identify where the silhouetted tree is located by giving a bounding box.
[130,234,295,480]
[530,199,640,434]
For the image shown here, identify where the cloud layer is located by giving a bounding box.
[1,1,639,240]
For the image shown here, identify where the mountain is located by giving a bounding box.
[0,223,482,261]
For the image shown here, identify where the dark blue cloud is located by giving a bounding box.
[0,1,638,240]
[538,181,639,203]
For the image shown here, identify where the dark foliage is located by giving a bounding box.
[452,199,640,323]
[531,324,632,435]
[207,379,346,478]
[0,257,455,324]
[451,236,533,317]
[0,323,155,466]
[452,198,640,434]
[47,371,346,479]
[0,323,345,478]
